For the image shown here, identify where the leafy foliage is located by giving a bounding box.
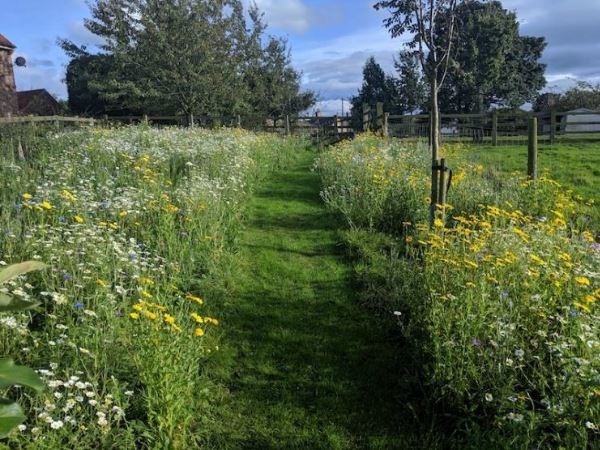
[60,0,314,118]
[437,1,546,113]
[0,262,47,438]
[534,81,600,112]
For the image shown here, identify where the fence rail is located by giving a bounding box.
[3,108,598,147]
[0,113,355,146]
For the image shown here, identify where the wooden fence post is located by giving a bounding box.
[430,159,440,227]
[376,102,384,133]
[492,110,498,146]
[362,103,371,132]
[383,112,390,137]
[285,115,291,135]
[188,113,194,128]
[528,116,538,180]
[237,115,242,128]
[550,109,557,145]
[438,158,448,207]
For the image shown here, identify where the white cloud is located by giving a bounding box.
[250,0,317,33]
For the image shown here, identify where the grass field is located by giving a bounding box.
[467,142,600,203]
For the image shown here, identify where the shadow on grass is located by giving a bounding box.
[205,151,439,450]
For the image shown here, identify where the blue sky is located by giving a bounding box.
[2,0,600,115]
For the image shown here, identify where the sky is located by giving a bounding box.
[2,0,600,115]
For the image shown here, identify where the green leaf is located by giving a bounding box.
[0,398,25,439]
[0,293,40,313]
[0,262,48,285]
[0,359,44,392]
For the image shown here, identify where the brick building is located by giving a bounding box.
[0,33,18,117]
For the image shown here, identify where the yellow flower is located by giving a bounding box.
[144,311,157,320]
[191,313,204,323]
[194,328,205,337]
[583,295,597,304]
[185,293,204,305]
[96,279,108,288]
[118,211,128,218]
[433,218,444,229]
[464,260,479,270]
[139,276,155,286]
[141,290,152,299]
[62,190,77,201]
[41,201,52,210]
[22,193,33,200]
[74,215,84,224]
[465,282,476,288]
[164,314,176,325]
[575,277,591,287]
[574,302,591,313]
[530,255,546,266]
[130,312,140,320]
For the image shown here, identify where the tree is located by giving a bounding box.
[534,82,600,112]
[60,0,314,118]
[350,56,401,129]
[374,0,461,221]
[394,50,426,113]
[437,1,546,113]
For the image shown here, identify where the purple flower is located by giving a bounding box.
[14,204,23,210]
[75,302,84,310]
[62,272,73,281]
[569,308,578,317]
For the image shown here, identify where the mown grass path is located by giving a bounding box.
[206,150,416,450]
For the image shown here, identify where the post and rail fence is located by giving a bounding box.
[1,106,599,149]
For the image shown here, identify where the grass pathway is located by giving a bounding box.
[206,149,416,449]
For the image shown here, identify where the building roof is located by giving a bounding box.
[17,89,59,111]
[0,33,16,49]
[566,108,599,114]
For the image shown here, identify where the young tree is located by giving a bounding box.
[374,0,462,219]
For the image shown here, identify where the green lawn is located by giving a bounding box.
[466,142,600,202]
[201,150,432,449]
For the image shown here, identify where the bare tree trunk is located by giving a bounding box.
[429,74,440,225]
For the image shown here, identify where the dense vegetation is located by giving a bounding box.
[0,126,305,448]
[317,135,599,448]
[353,0,547,121]
[60,0,315,120]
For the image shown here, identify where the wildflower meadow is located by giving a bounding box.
[317,134,599,448]
[0,126,303,449]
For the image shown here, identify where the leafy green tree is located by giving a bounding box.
[394,50,426,113]
[351,57,401,128]
[534,82,600,112]
[60,0,314,118]
[437,1,546,113]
